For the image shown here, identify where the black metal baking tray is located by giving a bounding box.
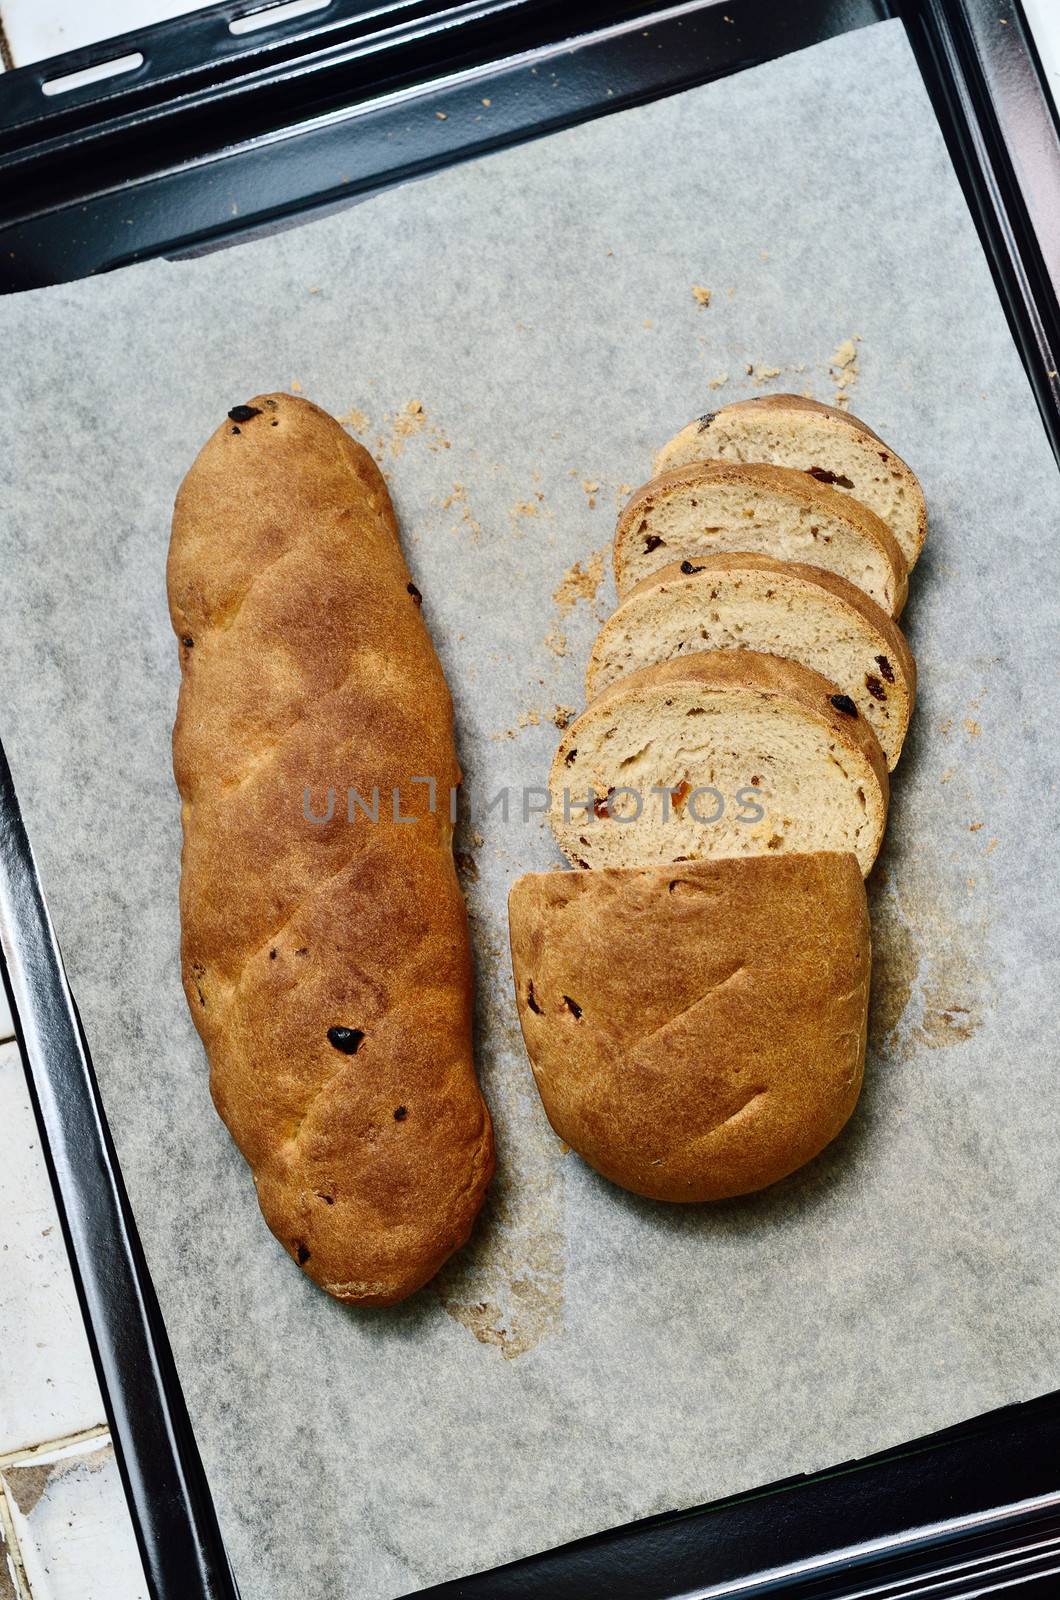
[0,3,1058,1598]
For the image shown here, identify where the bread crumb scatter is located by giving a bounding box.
[829,335,861,410]
[495,708,543,738]
[440,482,481,541]
[338,406,370,433]
[691,284,712,307]
[387,399,427,457]
[553,548,606,617]
[553,705,576,730]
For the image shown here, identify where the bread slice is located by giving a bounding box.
[550,651,889,876]
[509,853,869,1202]
[614,460,908,615]
[653,395,926,569]
[586,554,916,769]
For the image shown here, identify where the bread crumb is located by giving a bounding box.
[940,769,954,783]
[553,548,606,616]
[963,718,981,738]
[614,482,632,505]
[643,319,653,329]
[471,830,484,848]
[511,500,539,519]
[968,821,983,832]
[985,838,999,854]
[708,371,729,390]
[544,625,567,657]
[290,379,303,392]
[441,482,481,541]
[581,479,601,510]
[338,406,370,433]
[481,97,491,106]
[553,704,575,730]
[498,707,543,741]
[388,399,427,457]
[691,284,711,307]
[436,111,447,120]
[829,335,861,410]
[746,363,781,384]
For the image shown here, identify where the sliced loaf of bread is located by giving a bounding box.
[586,554,916,769]
[653,395,926,568]
[550,651,889,876]
[508,853,870,1201]
[614,460,908,615]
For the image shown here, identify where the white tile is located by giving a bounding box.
[3,1437,147,1600]
[0,0,216,67]
[0,1042,104,1456]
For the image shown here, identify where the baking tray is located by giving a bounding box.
[0,1,1058,1596]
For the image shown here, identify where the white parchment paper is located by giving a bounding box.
[1,20,1059,1597]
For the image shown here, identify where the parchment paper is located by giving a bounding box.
[1,20,1059,1597]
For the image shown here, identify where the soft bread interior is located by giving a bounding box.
[551,661,887,875]
[615,476,904,613]
[587,561,914,768]
[655,407,924,566]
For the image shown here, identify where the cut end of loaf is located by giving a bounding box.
[508,853,870,1202]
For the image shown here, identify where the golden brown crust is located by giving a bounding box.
[722,391,889,445]
[615,552,917,705]
[615,460,910,615]
[168,393,493,1305]
[509,854,869,1201]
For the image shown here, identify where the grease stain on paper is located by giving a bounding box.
[869,867,990,1059]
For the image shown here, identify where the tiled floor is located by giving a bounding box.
[0,1040,147,1596]
[0,0,1056,1591]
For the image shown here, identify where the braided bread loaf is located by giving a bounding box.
[168,393,494,1305]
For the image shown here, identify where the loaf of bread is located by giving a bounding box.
[653,395,926,569]
[586,554,916,769]
[168,393,494,1306]
[613,458,908,614]
[550,650,889,875]
[509,853,869,1201]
